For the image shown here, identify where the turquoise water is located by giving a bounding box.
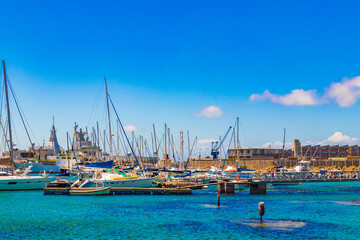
[1,182,360,239]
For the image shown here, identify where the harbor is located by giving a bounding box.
[3,1,360,239]
[1,181,360,239]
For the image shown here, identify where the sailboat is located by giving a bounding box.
[76,77,153,189]
[0,60,51,190]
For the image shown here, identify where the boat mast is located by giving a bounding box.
[2,60,14,170]
[104,77,113,160]
[236,117,239,168]
[66,131,70,169]
[153,124,157,158]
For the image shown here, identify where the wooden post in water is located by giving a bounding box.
[217,194,220,207]
[258,201,265,222]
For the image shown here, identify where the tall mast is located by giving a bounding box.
[236,117,239,167]
[2,60,14,169]
[282,128,286,159]
[153,124,157,158]
[180,131,183,170]
[164,124,167,158]
[187,130,190,161]
[103,130,106,160]
[117,120,120,157]
[66,132,70,169]
[104,77,113,160]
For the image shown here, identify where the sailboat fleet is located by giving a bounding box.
[3,60,343,194]
[0,60,157,191]
[0,60,265,193]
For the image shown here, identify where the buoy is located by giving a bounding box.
[258,201,265,222]
[235,175,240,181]
[299,182,302,185]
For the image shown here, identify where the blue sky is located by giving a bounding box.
[1,0,360,154]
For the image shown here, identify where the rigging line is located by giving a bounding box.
[10,115,20,150]
[105,131,117,160]
[68,133,79,167]
[185,137,197,169]
[119,127,130,162]
[133,136,143,167]
[98,131,105,157]
[7,76,36,144]
[0,120,10,154]
[239,120,248,147]
[7,77,33,146]
[170,134,180,162]
[108,94,143,172]
[144,139,155,167]
[117,131,127,161]
[156,132,164,155]
[100,100,107,138]
[0,77,5,117]
[87,84,104,128]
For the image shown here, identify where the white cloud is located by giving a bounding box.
[123,124,137,132]
[327,76,360,107]
[249,89,323,106]
[262,141,291,149]
[319,132,358,145]
[249,75,360,108]
[262,142,272,148]
[195,105,223,118]
[304,132,358,146]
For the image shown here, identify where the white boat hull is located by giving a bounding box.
[85,177,153,188]
[0,176,51,190]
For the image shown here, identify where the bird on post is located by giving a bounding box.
[258,201,265,222]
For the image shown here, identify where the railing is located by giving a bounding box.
[254,170,360,182]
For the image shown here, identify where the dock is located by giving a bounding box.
[43,187,192,195]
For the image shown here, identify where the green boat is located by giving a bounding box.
[69,187,111,196]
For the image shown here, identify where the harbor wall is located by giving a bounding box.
[189,158,275,170]
[189,157,360,170]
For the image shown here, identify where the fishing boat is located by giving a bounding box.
[69,187,111,196]
[0,60,51,190]
[293,159,311,172]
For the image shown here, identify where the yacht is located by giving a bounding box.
[0,163,50,190]
[0,60,51,190]
[78,170,153,188]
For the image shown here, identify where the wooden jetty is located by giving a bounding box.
[43,187,192,195]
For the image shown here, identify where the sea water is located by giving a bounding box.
[0,181,360,239]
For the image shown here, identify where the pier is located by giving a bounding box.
[254,170,360,183]
[43,187,192,195]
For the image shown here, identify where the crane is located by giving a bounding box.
[211,126,232,159]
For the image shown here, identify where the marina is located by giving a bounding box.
[1,181,360,239]
[2,1,360,239]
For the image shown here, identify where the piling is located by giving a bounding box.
[258,201,265,222]
[217,194,220,207]
[249,182,267,194]
[218,182,235,195]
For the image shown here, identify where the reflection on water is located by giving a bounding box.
[200,204,227,208]
[334,200,360,206]
[231,219,306,231]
